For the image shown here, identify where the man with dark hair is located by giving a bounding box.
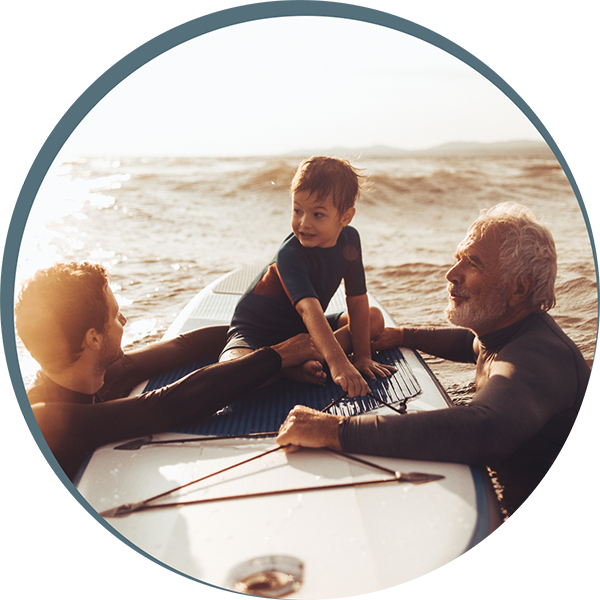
[17,262,121,384]
[16,262,323,482]
[277,203,591,514]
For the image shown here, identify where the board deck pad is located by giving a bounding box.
[142,347,421,437]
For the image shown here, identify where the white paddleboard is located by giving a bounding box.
[77,264,501,598]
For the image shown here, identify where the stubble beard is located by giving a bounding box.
[94,338,124,377]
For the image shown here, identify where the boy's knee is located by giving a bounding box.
[369,307,385,338]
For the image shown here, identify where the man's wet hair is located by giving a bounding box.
[470,202,557,312]
[290,156,363,215]
[15,262,111,371]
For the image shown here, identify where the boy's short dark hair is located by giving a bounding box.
[290,156,363,214]
[15,262,110,371]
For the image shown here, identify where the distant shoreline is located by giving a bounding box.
[61,140,556,161]
[284,140,554,159]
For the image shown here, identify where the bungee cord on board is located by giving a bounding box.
[100,391,437,519]
[99,444,444,519]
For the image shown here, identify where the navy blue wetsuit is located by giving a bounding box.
[224,226,367,352]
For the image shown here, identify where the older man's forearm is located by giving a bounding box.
[402,327,476,363]
[338,407,513,466]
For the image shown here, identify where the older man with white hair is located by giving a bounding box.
[277,203,591,514]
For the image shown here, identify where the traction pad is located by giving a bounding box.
[143,347,421,437]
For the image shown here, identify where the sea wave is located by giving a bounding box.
[17,153,598,388]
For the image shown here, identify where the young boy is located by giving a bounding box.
[219,156,394,398]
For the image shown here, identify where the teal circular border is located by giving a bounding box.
[0,0,589,596]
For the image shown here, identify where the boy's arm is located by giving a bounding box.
[346,294,396,379]
[345,294,371,361]
[296,297,369,397]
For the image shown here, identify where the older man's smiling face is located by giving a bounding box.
[444,228,510,336]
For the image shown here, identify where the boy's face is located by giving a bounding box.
[291,190,355,248]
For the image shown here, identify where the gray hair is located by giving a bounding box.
[469,202,557,312]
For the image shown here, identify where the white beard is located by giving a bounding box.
[445,282,509,333]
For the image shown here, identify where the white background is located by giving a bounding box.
[0,0,600,600]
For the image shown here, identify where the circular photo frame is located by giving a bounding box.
[3,2,597,597]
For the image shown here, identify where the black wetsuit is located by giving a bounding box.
[339,312,590,513]
[27,328,282,482]
[223,226,366,352]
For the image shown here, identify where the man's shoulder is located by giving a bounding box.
[27,370,95,406]
[500,312,589,375]
[26,370,53,405]
[523,313,581,353]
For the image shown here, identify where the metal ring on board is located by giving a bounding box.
[227,555,304,598]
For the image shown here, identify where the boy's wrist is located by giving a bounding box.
[349,330,372,355]
[352,351,371,363]
[327,351,352,369]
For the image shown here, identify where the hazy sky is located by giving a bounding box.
[64,16,542,157]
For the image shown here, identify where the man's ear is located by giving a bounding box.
[83,328,103,351]
[341,206,356,226]
[508,276,535,307]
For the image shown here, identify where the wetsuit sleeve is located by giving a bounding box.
[340,381,563,465]
[342,228,367,297]
[99,325,229,400]
[33,347,281,481]
[402,327,477,363]
[276,244,318,306]
[340,335,581,465]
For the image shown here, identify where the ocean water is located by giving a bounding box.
[15,151,598,405]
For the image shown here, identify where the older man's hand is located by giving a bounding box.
[276,405,344,452]
[371,327,405,352]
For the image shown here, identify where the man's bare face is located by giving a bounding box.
[444,229,510,336]
[96,286,127,373]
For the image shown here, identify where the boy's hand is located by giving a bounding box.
[329,359,370,398]
[352,356,396,380]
